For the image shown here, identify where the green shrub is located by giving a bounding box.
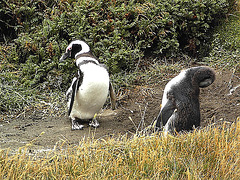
[204,15,240,70]
[0,0,233,112]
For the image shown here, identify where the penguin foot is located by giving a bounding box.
[89,118,100,128]
[71,119,84,130]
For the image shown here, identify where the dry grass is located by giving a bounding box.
[0,118,239,179]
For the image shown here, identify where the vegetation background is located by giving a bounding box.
[0,0,239,179]
[1,0,238,113]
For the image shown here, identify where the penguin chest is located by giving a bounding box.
[70,64,109,119]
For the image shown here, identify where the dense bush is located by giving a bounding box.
[204,15,240,70]
[0,0,231,89]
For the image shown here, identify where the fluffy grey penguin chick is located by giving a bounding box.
[60,40,116,130]
[155,66,215,134]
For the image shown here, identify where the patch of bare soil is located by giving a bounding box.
[0,69,239,152]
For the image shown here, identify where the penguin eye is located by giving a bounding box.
[66,48,71,57]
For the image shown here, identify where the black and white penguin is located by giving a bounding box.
[155,66,215,134]
[60,40,116,130]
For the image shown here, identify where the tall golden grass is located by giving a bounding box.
[0,118,239,179]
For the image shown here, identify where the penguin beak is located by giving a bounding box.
[59,51,70,62]
[199,78,213,88]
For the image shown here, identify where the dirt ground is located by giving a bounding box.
[0,69,239,152]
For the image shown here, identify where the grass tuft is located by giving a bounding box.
[0,118,239,179]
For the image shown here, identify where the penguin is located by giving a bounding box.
[155,66,215,134]
[60,40,116,130]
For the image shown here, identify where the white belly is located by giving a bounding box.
[69,64,109,120]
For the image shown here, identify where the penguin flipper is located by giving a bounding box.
[156,99,176,130]
[109,82,117,110]
[68,77,79,116]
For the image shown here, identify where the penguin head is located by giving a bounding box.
[60,40,90,61]
[191,66,215,88]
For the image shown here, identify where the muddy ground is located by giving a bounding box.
[0,69,239,152]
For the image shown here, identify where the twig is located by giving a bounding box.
[228,68,236,89]
[134,57,141,72]
[128,116,137,130]
[136,102,148,133]
[228,84,240,96]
